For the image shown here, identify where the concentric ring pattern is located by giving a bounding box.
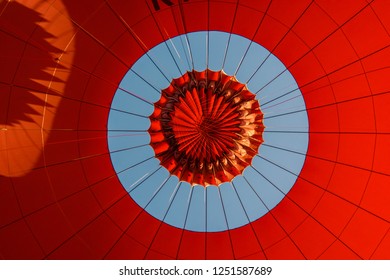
[108,31,307,232]
[0,0,389,260]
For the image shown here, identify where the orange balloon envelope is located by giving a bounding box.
[0,0,389,260]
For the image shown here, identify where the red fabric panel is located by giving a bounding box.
[337,134,376,170]
[338,99,376,133]
[312,192,357,236]
[0,33,24,84]
[93,52,129,85]
[105,233,148,260]
[69,31,106,72]
[126,211,161,248]
[298,157,335,195]
[367,68,390,94]
[290,216,335,259]
[81,154,115,185]
[343,7,389,57]
[307,105,340,133]
[331,71,371,103]
[47,235,96,260]
[319,240,360,260]
[78,103,109,131]
[0,177,22,227]
[7,88,45,129]
[314,30,358,73]
[289,52,326,87]
[12,169,54,215]
[0,84,11,126]
[252,214,286,250]
[254,15,287,51]
[0,220,44,259]
[43,134,80,166]
[105,196,143,231]
[78,131,109,158]
[239,0,270,13]
[74,214,124,259]
[267,0,312,27]
[47,97,81,129]
[305,133,339,162]
[340,209,389,259]
[230,225,262,259]
[232,5,265,37]
[206,231,234,259]
[145,250,175,260]
[149,223,182,258]
[373,135,390,175]
[327,164,370,205]
[81,5,126,48]
[183,2,208,33]
[83,76,118,108]
[110,32,145,68]
[301,78,335,109]
[90,176,126,209]
[315,0,368,26]
[265,237,305,260]
[287,177,325,214]
[373,91,390,133]
[361,173,390,222]
[271,198,307,234]
[131,17,164,51]
[177,231,206,260]
[293,2,337,48]
[209,2,236,32]
[25,204,76,254]
[106,0,149,27]
[58,190,102,230]
[153,7,183,40]
[47,161,88,201]
[239,251,266,260]
[371,230,390,260]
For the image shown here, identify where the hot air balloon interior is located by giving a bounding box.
[0,0,389,260]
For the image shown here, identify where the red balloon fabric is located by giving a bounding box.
[0,0,389,259]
